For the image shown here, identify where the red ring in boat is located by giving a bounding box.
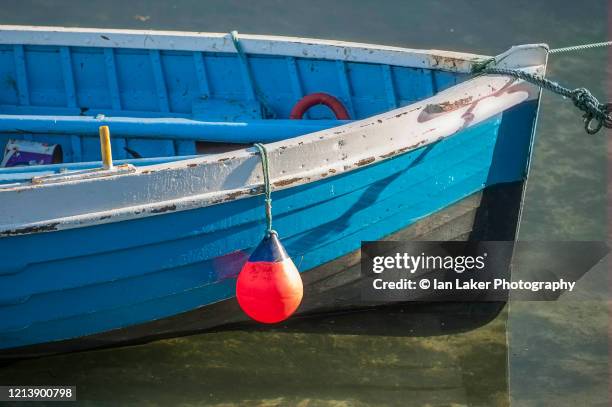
[289,92,350,120]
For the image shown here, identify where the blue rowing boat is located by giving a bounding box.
[0,26,547,357]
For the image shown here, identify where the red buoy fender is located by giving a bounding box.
[236,233,303,324]
[289,92,350,120]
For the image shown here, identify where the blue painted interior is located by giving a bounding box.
[0,44,465,168]
[0,100,540,349]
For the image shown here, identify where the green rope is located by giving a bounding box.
[253,143,275,237]
[472,40,612,134]
[479,67,611,134]
[229,31,277,119]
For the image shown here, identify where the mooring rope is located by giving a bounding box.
[549,41,612,54]
[254,143,275,237]
[480,67,611,134]
[229,31,277,119]
[473,40,612,134]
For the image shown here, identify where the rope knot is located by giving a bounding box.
[570,88,612,134]
[475,41,612,134]
[476,65,612,134]
[570,87,597,112]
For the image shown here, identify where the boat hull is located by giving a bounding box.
[0,179,522,360]
[0,99,538,357]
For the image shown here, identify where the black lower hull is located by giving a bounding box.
[1,181,524,360]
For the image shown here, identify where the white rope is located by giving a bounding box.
[549,41,612,54]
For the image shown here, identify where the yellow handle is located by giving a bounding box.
[99,126,114,170]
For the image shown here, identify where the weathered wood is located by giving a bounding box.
[0,25,489,72]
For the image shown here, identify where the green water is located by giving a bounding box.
[0,1,609,405]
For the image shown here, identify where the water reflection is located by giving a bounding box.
[0,303,510,406]
[508,256,609,407]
